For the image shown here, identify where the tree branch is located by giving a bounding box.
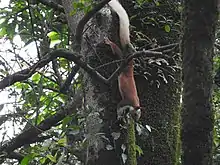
[37,0,64,12]
[107,50,163,82]
[52,59,63,86]
[60,65,80,93]
[7,152,24,162]
[0,91,83,157]
[0,49,163,90]
[149,43,179,52]
[0,49,79,89]
[0,112,26,127]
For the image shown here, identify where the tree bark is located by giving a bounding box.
[97,1,182,165]
[62,0,182,165]
[181,0,217,165]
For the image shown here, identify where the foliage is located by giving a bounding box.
[0,1,80,164]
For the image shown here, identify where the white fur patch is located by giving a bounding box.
[108,0,130,47]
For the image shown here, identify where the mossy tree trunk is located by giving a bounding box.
[136,75,181,165]
[127,1,182,165]
[181,0,217,165]
[96,1,182,165]
[62,0,182,165]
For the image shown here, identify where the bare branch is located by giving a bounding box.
[149,43,179,52]
[0,49,79,89]
[0,112,26,127]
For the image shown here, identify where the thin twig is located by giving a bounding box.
[60,65,80,93]
[107,50,163,82]
[95,59,123,69]
[27,0,41,59]
[38,0,64,12]
[149,43,179,52]
[52,60,63,86]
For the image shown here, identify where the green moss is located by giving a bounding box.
[127,119,137,165]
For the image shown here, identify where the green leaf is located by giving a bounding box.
[46,154,56,163]
[84,5,92,13]
[21,155,32,165]
[0,27,7,37]
[62,116,72,129]
[32,73,41,83]
[57,150,65,165]
[40,157,47,164]
[164,24,171,32]
[136,0,145,5]
[59,58,68,69]
[15,83,30,89]
[135,145,143,156]
[47,31,60,41]
[58,137,67,146]
[154,0,160,6]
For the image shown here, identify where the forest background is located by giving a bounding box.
[0,0,218,165]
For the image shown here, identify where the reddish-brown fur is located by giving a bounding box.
[118,60,140,108]
[104,38,140,108]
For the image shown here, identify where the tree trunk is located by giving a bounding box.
[62,0,182,164]
[96,1,182,165]
[136,72,181,165]
[181,0,217,165]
